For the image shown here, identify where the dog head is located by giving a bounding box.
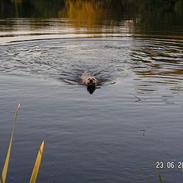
[85,76,97,86]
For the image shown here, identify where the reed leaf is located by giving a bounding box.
[156,169,163,183]
[0,104,21,183]
[29,141,45,183]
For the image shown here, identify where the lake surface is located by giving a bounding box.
[0,16,183,183]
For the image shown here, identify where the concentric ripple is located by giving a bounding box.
[130,38,183,94]
[0,36,182,94]
[0,38,131,85]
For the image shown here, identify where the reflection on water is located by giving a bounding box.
[0,19,135,44]
[59,0,129,28]
[60,0,109,27]
[87,85,96,94]
[0,0,182,104]
[130,38,183,98]
[1,0,183,31]
[131,38,183,77]
[0,36,182,97]
[0,1,183,183]
[0,0,183,44]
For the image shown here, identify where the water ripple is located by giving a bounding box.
[0,36,182,97]
[0,39,129,85]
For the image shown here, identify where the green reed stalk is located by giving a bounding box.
[29,141,45,183]
[156,169,163,183]
[0,104,21,183]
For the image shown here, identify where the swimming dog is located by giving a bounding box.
[81,72,99,94]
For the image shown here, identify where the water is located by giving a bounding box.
[0,10,183,183]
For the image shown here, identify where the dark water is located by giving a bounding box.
[0,2,183,183]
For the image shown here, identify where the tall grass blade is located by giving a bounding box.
[29,141,45,183]
[156,169,163,183]
[0,104,21,183]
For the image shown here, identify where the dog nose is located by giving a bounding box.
[89,79,93,83]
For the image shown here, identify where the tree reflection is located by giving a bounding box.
[59,0,109,27]
[0,0,182,31]
[59,0,128,27]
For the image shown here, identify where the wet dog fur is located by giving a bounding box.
[81,72,99,94]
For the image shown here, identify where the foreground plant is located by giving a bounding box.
[0,104,45,183]
[0,104,20,183]
[29,141,45,183]
[156,169,163,183]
